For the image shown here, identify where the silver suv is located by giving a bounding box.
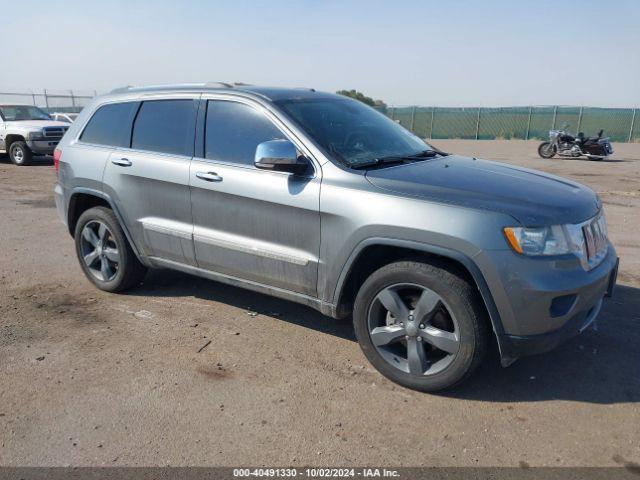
[0,104,70,165]
[54,83,619,391]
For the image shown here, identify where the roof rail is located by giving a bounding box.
[205,81,234,88]
[110,83,210,94]
[109,82,248,94]
[205,81,254,88]
[109,85,134,94]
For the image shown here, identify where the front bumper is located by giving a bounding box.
[498,293,606,363]
[26,139,59,155]
[479,243,618,365]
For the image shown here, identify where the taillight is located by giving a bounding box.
[53,148,62,173]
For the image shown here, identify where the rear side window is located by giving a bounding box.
[131,100,197,156]
[205,100,286,166]
[80,102,139,147]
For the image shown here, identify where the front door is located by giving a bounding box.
[190,98,321,296]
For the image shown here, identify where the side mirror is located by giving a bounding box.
[254,139,309,175]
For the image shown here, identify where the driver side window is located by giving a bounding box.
[205,100,286,166]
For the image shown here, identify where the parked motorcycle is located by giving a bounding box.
[538,125,614,160]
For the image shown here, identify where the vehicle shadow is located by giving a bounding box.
[130,270,639,404]
[29,156,54,166]
[0,154,54,166]
[129,269,356,342]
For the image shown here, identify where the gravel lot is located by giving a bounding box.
[0,140,639,468]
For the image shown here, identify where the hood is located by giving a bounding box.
[6,120,70,130]
[365,155,601,225]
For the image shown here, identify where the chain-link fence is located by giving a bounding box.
[383,105,639,143]
[0,89,96,114]
[1,89,638,142]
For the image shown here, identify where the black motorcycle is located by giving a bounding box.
[538,125,614,160]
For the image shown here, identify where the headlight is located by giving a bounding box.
[503,225,583,256]
[27,130,45,140]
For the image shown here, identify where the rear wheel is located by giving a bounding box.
[537,142,556,159]
[353,261,488,392]
[9,141,33,166]
[74,207,147,292]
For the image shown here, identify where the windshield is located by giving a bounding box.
[275,97,432,167]
[0,105,51,121]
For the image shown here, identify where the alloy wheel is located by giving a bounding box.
[80,220,120,282]
[367,283,460,376]
[13,146,24,164]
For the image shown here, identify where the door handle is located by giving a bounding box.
[196,171,223,182]
[112,158,132,167]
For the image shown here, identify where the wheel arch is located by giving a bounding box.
[67,188,144,260]
[332,238,506,340]
[5,134,26,151]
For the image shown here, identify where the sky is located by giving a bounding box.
[2,0,639,107]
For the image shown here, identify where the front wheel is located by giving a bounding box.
[353,261,489,392]
[9,141,33,166]
[538,142,556,159]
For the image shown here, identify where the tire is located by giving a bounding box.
[537,142,556,159]
[74,206,147,292]
[9,141,33,166]
[353,261,488,392]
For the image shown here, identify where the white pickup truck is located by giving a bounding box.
[0,104,70,165]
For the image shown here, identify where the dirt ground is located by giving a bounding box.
[0,140,639,468]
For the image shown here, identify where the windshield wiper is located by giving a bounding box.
[404,149,450,159]
[351,149,446,170]
[350,157,403,169]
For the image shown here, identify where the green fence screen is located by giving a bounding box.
[382,106,638,143]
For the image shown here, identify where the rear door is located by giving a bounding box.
[102,96,199,265]
[189,97,321,296]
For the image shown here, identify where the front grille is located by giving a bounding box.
[42,126,68,139]
[582,213,608,269]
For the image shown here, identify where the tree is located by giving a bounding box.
[336,89,386,108]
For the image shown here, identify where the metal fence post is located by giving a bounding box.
[70,90,76,108]
[390,107,395,121]
[576,106,583,133]
[525,106,532,140]
[410,106,416,133]
[552,105,557,130]
[429,107,435,139]
[31,91,37,106]
[43,89,50,110]
[475,107,481,140]
[629,109,637,143]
